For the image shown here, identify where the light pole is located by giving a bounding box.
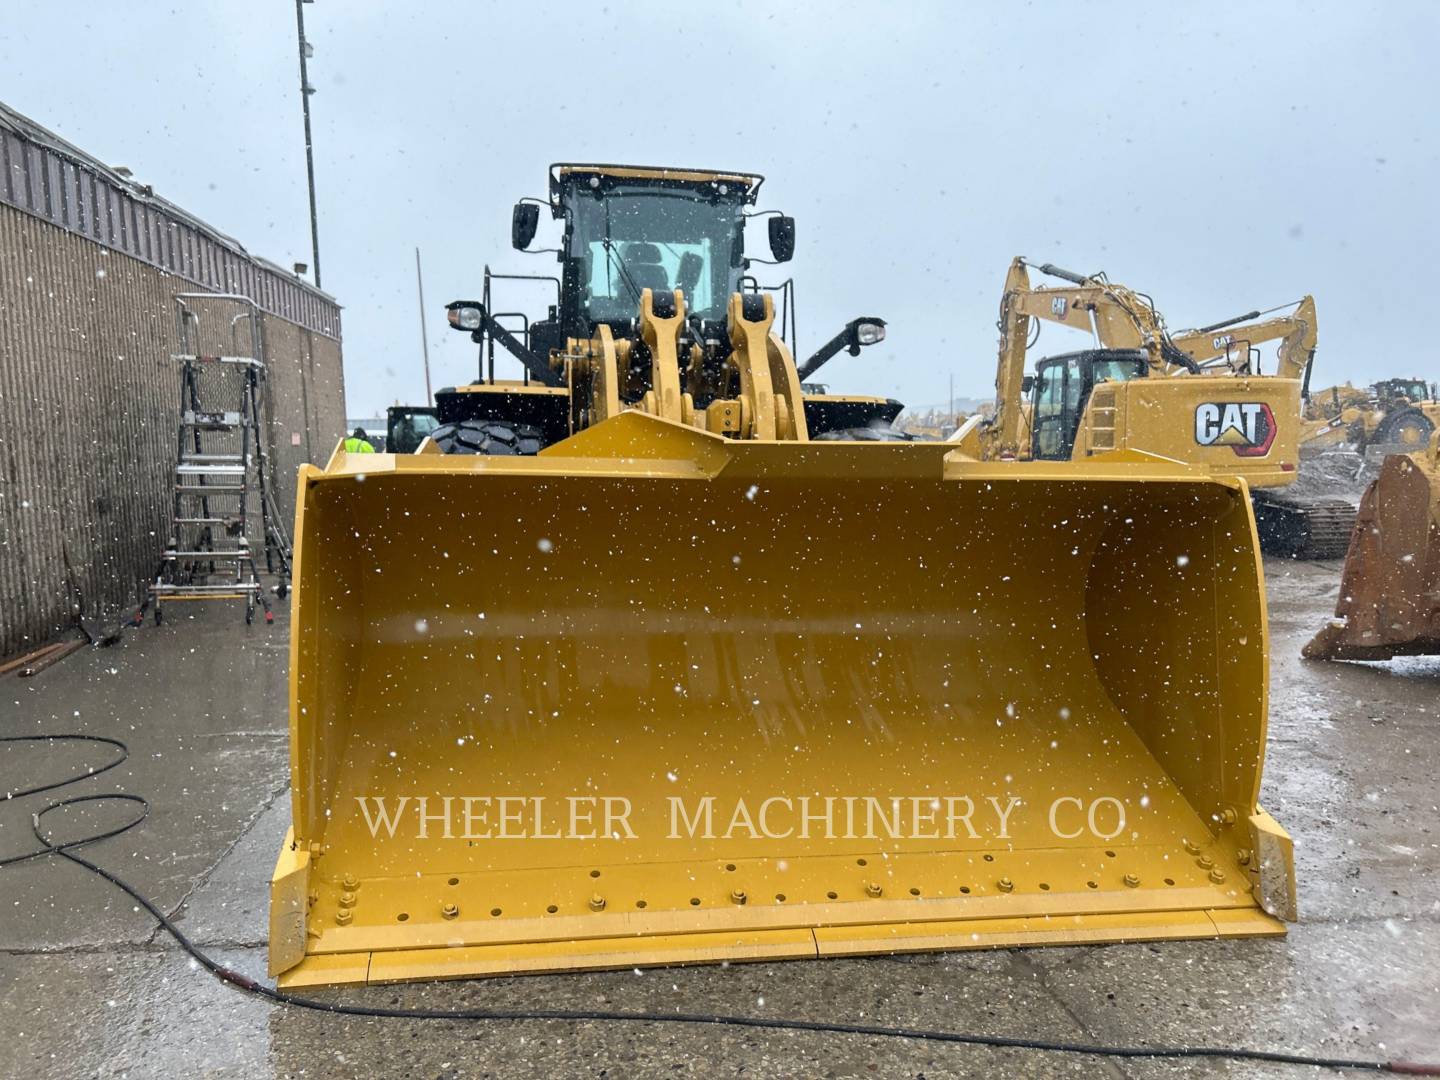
[294,0,322,289]
[415,248,433,405]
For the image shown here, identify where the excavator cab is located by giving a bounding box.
[1029,349,1148,460]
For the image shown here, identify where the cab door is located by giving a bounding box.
[1030,357,1075,460]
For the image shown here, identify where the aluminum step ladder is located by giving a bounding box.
[140,295,293,626]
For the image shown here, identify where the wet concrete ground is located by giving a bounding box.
[0,559,1436,1079]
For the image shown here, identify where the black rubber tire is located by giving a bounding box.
[813,425,914,442]
[1371,408,1434,451]
[276,581,289,599]
[429,419,544,456]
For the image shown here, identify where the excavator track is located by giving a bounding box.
[1252,493,1356,560]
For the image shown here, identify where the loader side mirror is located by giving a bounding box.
[446,300,485,331]
[512,202,540,250]
[1022,375,1035,395]
[768,215,796,262]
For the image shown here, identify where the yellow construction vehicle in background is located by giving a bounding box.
[898,406,968,439]
[268,164,1295,988]
[1302,382,1372,451]
[1305,431,1440,660]
[1367,378,1439,448]
[952,260,1350,557]
[1303,377,1439,454]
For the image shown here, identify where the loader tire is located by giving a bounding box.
[814,426,913,442]
[1371,408,1434,452]
[430,419,544,456]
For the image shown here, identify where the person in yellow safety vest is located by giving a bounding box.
[343,428,376,453]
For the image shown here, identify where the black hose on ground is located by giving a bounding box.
[1,734,1436,1076]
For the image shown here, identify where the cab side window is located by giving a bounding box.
[1032,363,1067,459]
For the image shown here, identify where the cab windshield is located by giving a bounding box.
[566,186,744,323]
[1389,380,1428,401]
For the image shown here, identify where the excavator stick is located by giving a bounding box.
[1305,433,1440,661]
[270,413,1295,987]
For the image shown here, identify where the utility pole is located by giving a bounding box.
[294,0,322,289]
[415,247,433,405]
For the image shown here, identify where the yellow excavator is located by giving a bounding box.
[952,259,1350,557]
[1305,430,1440,660]
[269,164,1295,988]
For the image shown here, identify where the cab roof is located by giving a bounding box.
[549,162,764,207]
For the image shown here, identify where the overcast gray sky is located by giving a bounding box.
[4,1,1436,414]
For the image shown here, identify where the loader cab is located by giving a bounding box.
[1374,378,1432,406]
[1029,349,1149,460]
[448,162,891,438]
[545,166,765,340]
[386,406,439,454]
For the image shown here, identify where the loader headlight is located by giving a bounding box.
[446,302,484,331]
[855,320,886,346]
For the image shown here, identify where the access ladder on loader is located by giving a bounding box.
[141,295,291,626]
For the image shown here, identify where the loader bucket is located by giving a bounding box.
[270,412,1295,987]
[1305,439,1440,661]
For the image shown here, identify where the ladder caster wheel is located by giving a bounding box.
[154,607,163,626]
[276,582,289,599]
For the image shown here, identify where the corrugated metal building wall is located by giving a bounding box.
[0,103,345,659]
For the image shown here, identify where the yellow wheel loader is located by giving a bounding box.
[1304,431,1440,661]
[269,165,1296,988]
[951,259,1352,557]
[1302,378,1439,454]
[1366,378,1440,450]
